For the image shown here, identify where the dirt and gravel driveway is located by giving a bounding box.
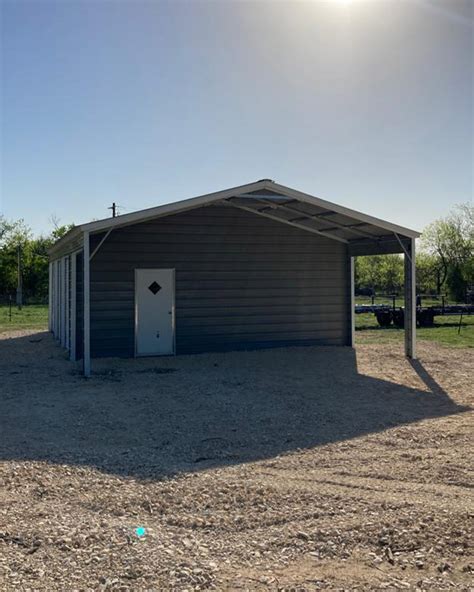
[0,330,472,590]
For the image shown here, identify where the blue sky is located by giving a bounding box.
[1,0,473,235]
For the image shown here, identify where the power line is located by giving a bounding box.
[108,203,127,218]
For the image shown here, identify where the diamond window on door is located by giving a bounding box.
[148,281,162,295]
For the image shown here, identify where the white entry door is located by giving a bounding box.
[135,269,175,356]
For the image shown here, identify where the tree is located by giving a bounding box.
[415,252,438,294]
[379,255,403,294]
[0,217,73,300]
[0,217,32,296]
[356,256,381,294]
[421,203,474,296]
[447,264,467,302]
[0,216,32,246]
[355,254,403,295]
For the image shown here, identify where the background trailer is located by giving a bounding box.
[48,180,419,376]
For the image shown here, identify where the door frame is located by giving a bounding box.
[134,268,176,357]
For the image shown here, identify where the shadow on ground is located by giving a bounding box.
[0,331,469,481]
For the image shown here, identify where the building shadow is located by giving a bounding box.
[0,331,469,481]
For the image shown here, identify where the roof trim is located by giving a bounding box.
[49,180,420,256]
[87,180,268,233]
[49,180,267,256]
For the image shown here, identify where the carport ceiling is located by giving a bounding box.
[219,183,419,253]
[225,191,395,244]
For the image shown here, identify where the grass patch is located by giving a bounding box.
[356,313,474,348]
[0,304,48,333]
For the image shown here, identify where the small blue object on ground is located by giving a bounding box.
[135,527,146,538]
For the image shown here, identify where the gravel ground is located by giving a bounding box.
[0,330,472,591]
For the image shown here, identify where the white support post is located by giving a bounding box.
[56,260,60,341]
[404,238,416,359]
[48,262,53,332]
[64,257,68,347]
[52,261,55,337]
[52,261,56,337]
[59,258,64,346]
[70,252,77,361]
[350,256,355,347]
[56,260,60,339]
[62,257,67,347]
[64,257,69,349]
[65,256,70,351]
[55,260,60,339]
[83,232,91,377]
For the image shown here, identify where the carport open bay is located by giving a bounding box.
[0,332,472,589]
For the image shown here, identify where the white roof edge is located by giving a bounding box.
[82,180,268,233]
[48,180,268,255]
[48,226,82,257]
[49,179,420,255]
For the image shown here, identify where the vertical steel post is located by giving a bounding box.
[70,253,77,361]
[350,256,355,347]
[404,238,416,359]
[83,232,91,377]
[48,262,53,331]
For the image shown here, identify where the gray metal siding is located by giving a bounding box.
[89,206,350,357]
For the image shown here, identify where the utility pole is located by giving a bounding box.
[109,202,117,218]
[16,244,23,309]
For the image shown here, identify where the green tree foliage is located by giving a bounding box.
[0,217,73,300]
[415,252,439,294]
[355,254,403,295]
[356,204,473,300]
[421,203,473,300]
[447,264,467,303]
[0,216,32,295]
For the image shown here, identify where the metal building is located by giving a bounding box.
[48,180,419,376]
